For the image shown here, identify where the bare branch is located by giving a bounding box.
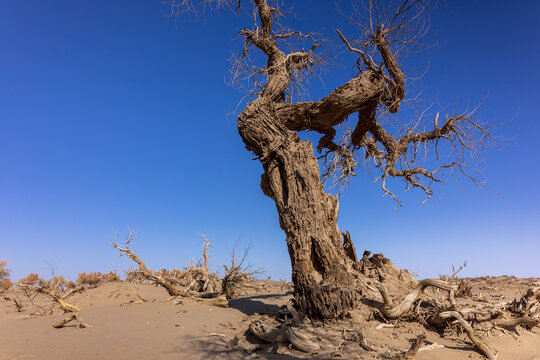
[109,232,186,297]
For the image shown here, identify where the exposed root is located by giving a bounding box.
[248,319,320,353]
[53,314,91,329]
[428,311,497,360]
[376,279,456,319]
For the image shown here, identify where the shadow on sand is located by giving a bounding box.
[228,293,291,316]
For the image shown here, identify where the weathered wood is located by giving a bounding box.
[53,314,91,329]
[248,320,319,353]
[376,279,456,319]
[248,320,288,344]
[284,326,320,353]
[110,233,186,297]
[19,283,80,313]
[342,231,358,263]
[492,316,539,329]
[428,311,496,360]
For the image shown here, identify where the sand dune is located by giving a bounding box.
[1,277,538,360]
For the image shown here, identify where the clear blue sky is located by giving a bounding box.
[1,1,539,281]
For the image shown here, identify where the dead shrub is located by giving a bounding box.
[0,260,10,291]
[19,273,40,286]
[1,278,12,291]
[222,241,263,299]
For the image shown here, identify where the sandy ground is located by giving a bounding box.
[1,277,539,360]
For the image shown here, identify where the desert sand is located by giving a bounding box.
[1,276,538,360]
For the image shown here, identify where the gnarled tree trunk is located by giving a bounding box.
[232,0,490,321]
[238,97,363,319]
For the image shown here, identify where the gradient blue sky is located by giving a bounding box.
[1,1,539,281]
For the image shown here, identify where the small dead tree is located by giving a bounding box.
[19,278,80,313]
[110,232,186,297]
[222,241,263,299]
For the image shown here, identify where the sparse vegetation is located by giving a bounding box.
[0,260,11,291]
[76,271,120,287]
[222,241,263,299]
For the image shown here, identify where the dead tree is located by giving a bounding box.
[168,0,494,320]
[110,231,223,299]
[19,279,80,313]
[221,241,263,299]
[110,232,186,297]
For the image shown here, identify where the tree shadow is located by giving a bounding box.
[228,293,290,316]
[163,333,305,360]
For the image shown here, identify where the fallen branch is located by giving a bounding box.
[376,279,456,319]
[491,316,539,329]
[61,285,86,299]
[19,282,80,313]
[53,314,91,328]
[428,311,497,360]
[248,319,319,353]
[284,326,321,353]
[110,232,186,297]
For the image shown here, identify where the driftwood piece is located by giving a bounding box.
[53,314,91,328]
[284,326,321,353]
[428,311,496,360]
[248,320,319,353]
[492,316,539,329]
[249,320,288,344]
[376,279,456,319]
